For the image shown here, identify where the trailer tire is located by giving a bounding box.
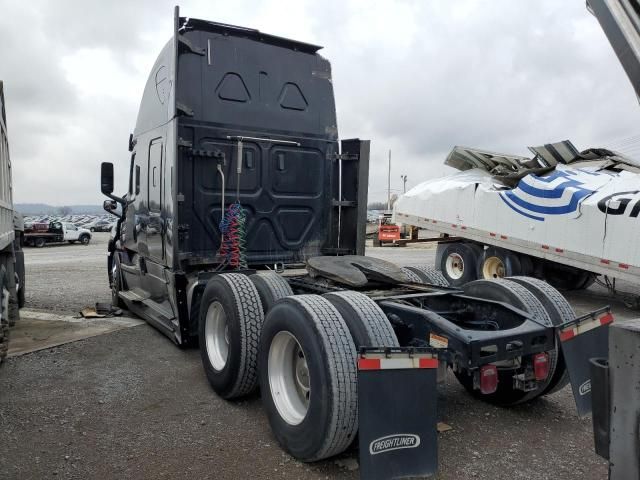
[2,259,18,326]
[8,294,19,326]
[438,242,482,286]
[324,290,399,349]
[0,266,9,365]
[404,265,449,286]
[199,273,264,399]
[34,237,46,248]
[249,272,293,314]
[400,267,423,283]
[17,276,25,309]
[259,295,358,461]
[540,261,596,291]
[477,247,521,279]
[459,278,557,405]
[79,234,90,246]
[508,276,574,395]
[518,254,535,276]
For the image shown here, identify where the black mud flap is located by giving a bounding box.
[358,347,438,480]
[557,307,613,417]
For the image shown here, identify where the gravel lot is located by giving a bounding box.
[1,236,632,479]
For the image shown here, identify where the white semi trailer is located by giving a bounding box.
[394,142,640,290]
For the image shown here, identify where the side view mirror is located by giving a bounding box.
[103,198,122,218]
[101,162,114,195]
[103,199,117,211]
[101,162,125,206]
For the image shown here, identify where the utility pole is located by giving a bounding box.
[401,175,408,193]
[387,150,391,211]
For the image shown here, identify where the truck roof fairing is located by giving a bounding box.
[179,17,323,54]
[134,6,330,138]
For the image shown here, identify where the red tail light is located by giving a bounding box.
[533,352,550,381]
[479,364,498,394]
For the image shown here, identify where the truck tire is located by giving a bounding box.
[14,250,25,308]
[477,246,522,279]
[3,259,18,326]
[0,266,9,364]
[8,294,19,326]
[34,237,46,248]
[438,242,482,286]
[508,276,573,395]
[17,276,25,308]
[199,273,264,399]
[110,256,126,309]
[404,265,449,286]
[259,295,358,461]
[518,254,535,276]
[458,278,557,406]
[323,290,399,349]
[542,262,595,291]
[249,272,293,314]
[79,234,91,245]
[400,267,422,283]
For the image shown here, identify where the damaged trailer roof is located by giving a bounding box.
[445,140,640,187]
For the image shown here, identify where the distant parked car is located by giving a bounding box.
[87,220,112,232]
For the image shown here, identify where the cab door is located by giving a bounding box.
[65,224,80,241]
[146,138,164,261]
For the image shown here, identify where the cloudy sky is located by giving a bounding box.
[1,0,639,205]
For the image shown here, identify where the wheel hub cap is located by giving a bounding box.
[268,331,310,425]
[205,301,229,371]
[483,256,505,279]
[445,253,465,280]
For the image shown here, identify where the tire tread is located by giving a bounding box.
[323,290,398,348]
[250,272,293,313]
[405,265,449,286]
[216,273,264,398]
[290,295,358,460]
[508,276,574,394]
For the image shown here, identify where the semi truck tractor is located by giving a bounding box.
[101,8,609,468]
[0,81,25,363]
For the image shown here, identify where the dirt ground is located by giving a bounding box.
[1,234,630,479]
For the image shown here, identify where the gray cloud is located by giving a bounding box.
[0,0,638,204]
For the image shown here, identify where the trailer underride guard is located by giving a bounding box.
[101,7,612,475]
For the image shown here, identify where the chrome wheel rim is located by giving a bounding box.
[445,253,465,280]
[111,262,118,287]
[268,331,310,425]
[483,256,505,279]
[205,301,229,371]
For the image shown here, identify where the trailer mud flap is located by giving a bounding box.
[358,348,438,480]
[557,308,613,417]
